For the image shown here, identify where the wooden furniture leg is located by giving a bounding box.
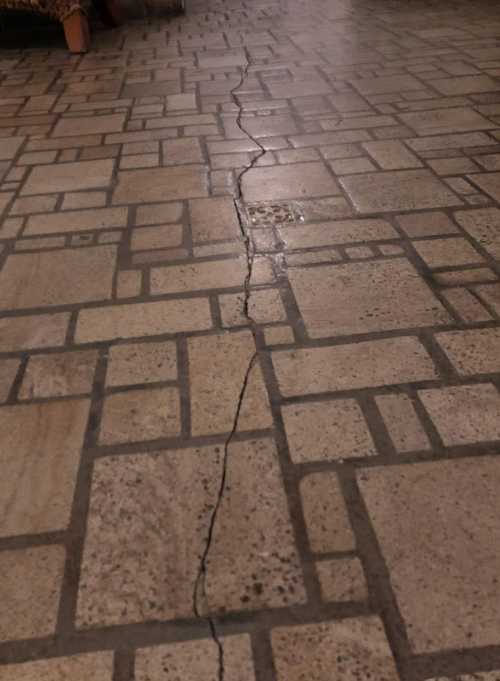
[93,0,125,28]
[63,9,90,53]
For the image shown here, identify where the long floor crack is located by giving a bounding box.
[192,42,267,681]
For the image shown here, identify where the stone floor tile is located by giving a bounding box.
[436,328,500,375]
[273,337,438,396]
[21,159,114,195]
[264,325,295,345]
[351,74,424,94]
[189,197,241,241]
[151,258,248,295]
[0,358,19,402]
[0,546,65,641]
[341,169,462,213]
[77,438,304,628]
[299,472,356,553]
[443,287,493,323]
[242,163,340,202]
[219,289,287,326]
[400,108,496,135]
[454,208,500,258]
[25,207,127,236]
[75,298,212,343]
[268,79,332,98]
[131,224,183,251]
[429,74,499,95]
[375,394,431,453]
[316,557,368,602]
[53,113,125,137]
[469,172,500,203]
[412,237,483,268]
[271,617,400,681]
[0,399,89,536]
[279,218,397,250]
[162,138,203,165]
[419,384,500,445]
[113,166,208,204]
[99,387,181,445]
[288,259,450,338]
[135,635,256,681]
[19,350,98,399]
[106,341,177,387]
[188,331,272,435]
[282,398,376,462]
[0,652,114,681]
[362,139,422,169]
[0,246,116,311]
[0,313,70,352]
[426,674,500,681]
[396,211,460,237]
[358,457,500,652]
[136,202,183,226]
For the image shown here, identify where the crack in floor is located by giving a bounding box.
[191,42,267,681]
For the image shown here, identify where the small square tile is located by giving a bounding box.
[107,341,177,387]
[282,398,376,463]
[264,326,295,345]
[0,546,65,641]
[316,557,368,602]
[419,384,500,446]
[99,387,180,445]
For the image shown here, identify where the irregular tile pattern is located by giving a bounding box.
[1,0,500,678]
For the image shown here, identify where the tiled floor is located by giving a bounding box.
[1,0,500,678]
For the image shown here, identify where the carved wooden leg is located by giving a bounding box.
[93,0,125,28]
[63,10,90,53]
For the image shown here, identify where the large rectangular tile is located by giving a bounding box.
[113,166,208,203]
[21,160,114,195]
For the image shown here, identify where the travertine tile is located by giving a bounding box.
[341,170,462,213]
[273,337,438,396]
[75,298,212,343]
[219,289,287,326]
[359,457,500,652]
[316,557,368,602]
[430,74,499,95]
[362,139,422,169]
[289,259,450,338]
[113,166,208,203]
[0,399,89,536]
[375,394,431,453]
[131,224,183,250]
[454,208,500,257]
[0,246,116,311]
[99,387,181,445]
[412,237,483,268]
[264,325,295,345]
[107,341,177,386]
[77,438,304,628]
[436,328,500,375]
[135,635,256,681]
[162,138,203,164]
[0,652,114,681]
[189,197,241,241]
[282,399,376,462]
[419,384,500,445]
[299,472,356,553]
[20,350,98,399]
[151,258,250,295]
[188,331,271,435]
[351,74,424,94]
[271,617,400,681]
[469,172,500,203]
[25,207,128,236]
[53,113,125,137]
[0,359,19,402]
[396,211,459,237]
[242,163,340,201]
[280,219,397,250]
[21,159,114,195]
[400,108,495,135]
[136,202,183,225]
[0,546,65,642]
[0,313,69,352]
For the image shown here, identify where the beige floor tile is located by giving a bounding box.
[316,557,368,602]
[188,331,271,435]
[419,384,500,445]
[135,635,255,681]
[131,224,183,251]
[351,75,423,94]
[113,166,208,204]
[99,387,180,445]
[271,617,400,681]
[0,135,24,161]
[469,172,500,203]
[189,197,241,242]
[282,398,376,462]
[273,337,437,396]
[396,211,459,237]
[162,138,203,165]
[436,328,500,375]
[21,160,114,195]
[454,208,500,258]
[375,394,431,453]
[412,237,483,268]
[75,298,212,343]
[0,358,19,402]
[362,139,422,169]
[19,350,98,399]
[0,246,117,311]
[0,546,66,641]
[0,399,89,536]
[77,438,304,628]
[289,259,450,338]
[280,219,397,249]
[25,207,128,236]
[219,289,287,326]
[358,457,500,651]
[242,163,340,202]
[0,313,70,352]
[268,79,332,98]
[400,107,495,135]
[53,113,126,137]
[151,258,248,295]
[106,341,177,386]
[299,472,356,553]
[136,202,184,226]
[341,169,462,213]
[429,74,499,95]
[0,652,114,681]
